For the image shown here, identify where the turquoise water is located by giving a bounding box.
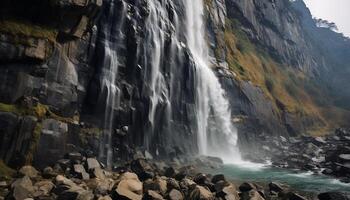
[205,162,350,193]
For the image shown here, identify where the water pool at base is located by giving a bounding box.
[205,162,350,193]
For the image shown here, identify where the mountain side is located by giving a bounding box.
[0,0,349,168]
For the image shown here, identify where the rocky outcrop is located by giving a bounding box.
[225,0,318,73]
[244,128,350,183]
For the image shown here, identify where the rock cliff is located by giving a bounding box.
[0,0,349,168]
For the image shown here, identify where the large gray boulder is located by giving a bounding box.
[10,176,34,200]
[19,166,39,179]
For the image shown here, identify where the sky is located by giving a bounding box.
[303,0,350,37]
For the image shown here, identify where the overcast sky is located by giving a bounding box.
[303,0,350,37]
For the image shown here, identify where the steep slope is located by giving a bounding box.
[218,0,350,137]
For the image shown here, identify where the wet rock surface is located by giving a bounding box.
[244,128,350,183]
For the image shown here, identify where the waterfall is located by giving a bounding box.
[95,0,240,163]
[142,0,172,151]
[183,0,240,162]
[98,0,126,168]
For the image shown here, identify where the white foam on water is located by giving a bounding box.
[287,171,314,178]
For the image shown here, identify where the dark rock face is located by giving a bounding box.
[0,112,37,167]
[228,0,305,67]
[0,0,349,171]
[318,192,350,200]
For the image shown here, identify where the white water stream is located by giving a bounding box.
[183,0,241,162]
[99,0,126,169]
[99,0,242,166]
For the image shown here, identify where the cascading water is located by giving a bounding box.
[183,0,241,162]
[96,0,241,163]
[142,0,171,150]
[98,0,126,168]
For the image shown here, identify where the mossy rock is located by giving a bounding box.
[0,19,58,43]
[0,160,15,180]
[0,102,76,123]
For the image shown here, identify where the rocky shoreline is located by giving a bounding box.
[1,150,349,200]
[244,128,350,184]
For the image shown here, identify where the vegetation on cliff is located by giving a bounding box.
[221,17,349,135]
[0,19,57,42]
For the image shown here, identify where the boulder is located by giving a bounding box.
[86,158,101,170]
[339,154,350,162]
[318,192,350,200]
[304,143,321,156]
[10,176,34,200]
[0,181,7,188]
[216,183,239,200]
[54,175,93,200]
[56,187,94,200]
[93,168,106,179]
[175,167,195,181]
[19,166,39,179]
[164,167,176,178]
[268,182,284,193]
[55,175,76,186]
[211,174,225,184]
[67,152,83,162]
[168,189,184,200]
[193,173,208,185]
[167,178,180,191]
[143,177,167,195]
[130,159,154,181]
[239,183,256,192]
[97,196,112,200]
[188,185,214,200]
[144,190,164,200]
[313,137,327,145]
[114,172,143,200]
[85,177,114,196]
[42,167,58,179]
[285,192,307,200]
[32,180,54,197]
[240,190,265,200]
[74,164,90,180]
[145,151,153,160]
[214,180,230,193]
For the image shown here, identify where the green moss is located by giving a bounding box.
[79,127,102,146]
[0,160,15,180]
[0,19,57,42]
[0,101,80,165]
[25,123,43,164]
[0,102,76,123]
[0,103,22,114]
